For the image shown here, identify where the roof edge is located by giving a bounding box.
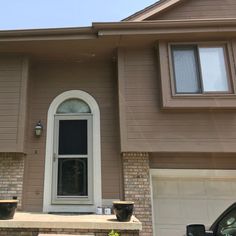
[0,26,94,37]
[123,0,185,22]
[1,18,236,41]
[94,18,236,30]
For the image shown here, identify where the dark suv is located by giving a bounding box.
[187,203,236,236]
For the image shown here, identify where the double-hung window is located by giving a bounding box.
[171,44,231,94]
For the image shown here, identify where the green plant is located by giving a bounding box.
[108,230,120,236]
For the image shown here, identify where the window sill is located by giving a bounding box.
[173,93,235,98]
[162,94,236,109]
[51,198,93,205]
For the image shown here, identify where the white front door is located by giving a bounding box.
[52,115,93,205]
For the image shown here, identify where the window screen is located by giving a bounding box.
[58,120,87,155]
[172,45,201,94]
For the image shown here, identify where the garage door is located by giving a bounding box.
[151,169,236,236]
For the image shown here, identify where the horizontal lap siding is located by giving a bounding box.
[150,0,236,20]
[0,58,22,150]
[23,61,121,211]
[150,153,236,169]
[123,48,236,152]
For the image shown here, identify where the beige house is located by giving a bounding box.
[1,0,236,235]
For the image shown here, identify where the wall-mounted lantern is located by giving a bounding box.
[35,121,43,137]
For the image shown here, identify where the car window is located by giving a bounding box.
[217,208,236,236]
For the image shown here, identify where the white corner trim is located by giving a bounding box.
[149,171,155,236]
[43,90,102,212]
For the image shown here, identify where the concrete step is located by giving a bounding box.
[38,234,94,236]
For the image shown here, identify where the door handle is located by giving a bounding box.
[53,153,57,162]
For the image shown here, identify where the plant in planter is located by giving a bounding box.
[113,201,134,222]
[0,200,18,220]
[108,230,120,236]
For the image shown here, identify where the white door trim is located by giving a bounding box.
[43,90,102,212]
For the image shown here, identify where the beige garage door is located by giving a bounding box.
[151,169,236,236]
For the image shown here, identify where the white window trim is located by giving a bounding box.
[43,90,101,213]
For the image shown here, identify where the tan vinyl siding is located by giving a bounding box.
[0,57,28,152]
[148,0,236,20]
[119,48,236,153]
[23,61,121,211]
[150,153,236,169]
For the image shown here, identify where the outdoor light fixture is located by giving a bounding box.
[35,121,43,137]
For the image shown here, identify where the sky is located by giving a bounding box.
[0,0,158,30]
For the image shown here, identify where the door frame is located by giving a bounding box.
[43,90,101,213]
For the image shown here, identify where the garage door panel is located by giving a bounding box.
[154,199,185,224]
[206,180,235,196]
[156,226,184,236]
[153,178,179,197]
[180,199,209,222]
[180,180,206,196]
[154,199,209,224]
[231,181,236,192]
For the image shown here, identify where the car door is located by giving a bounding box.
[210,203,236,236]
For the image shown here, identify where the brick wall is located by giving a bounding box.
[0,228,139,236]
[122,153,152,236]
[0,153,25,208]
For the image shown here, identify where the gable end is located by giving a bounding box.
[123,0,185,21]
[124,0,236,22]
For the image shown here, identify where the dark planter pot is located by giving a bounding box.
[113,201,134,222]
[0,200,18,220]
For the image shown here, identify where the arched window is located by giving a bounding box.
[56,99,91,114]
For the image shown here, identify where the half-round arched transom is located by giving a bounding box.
[56,98,91,114]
